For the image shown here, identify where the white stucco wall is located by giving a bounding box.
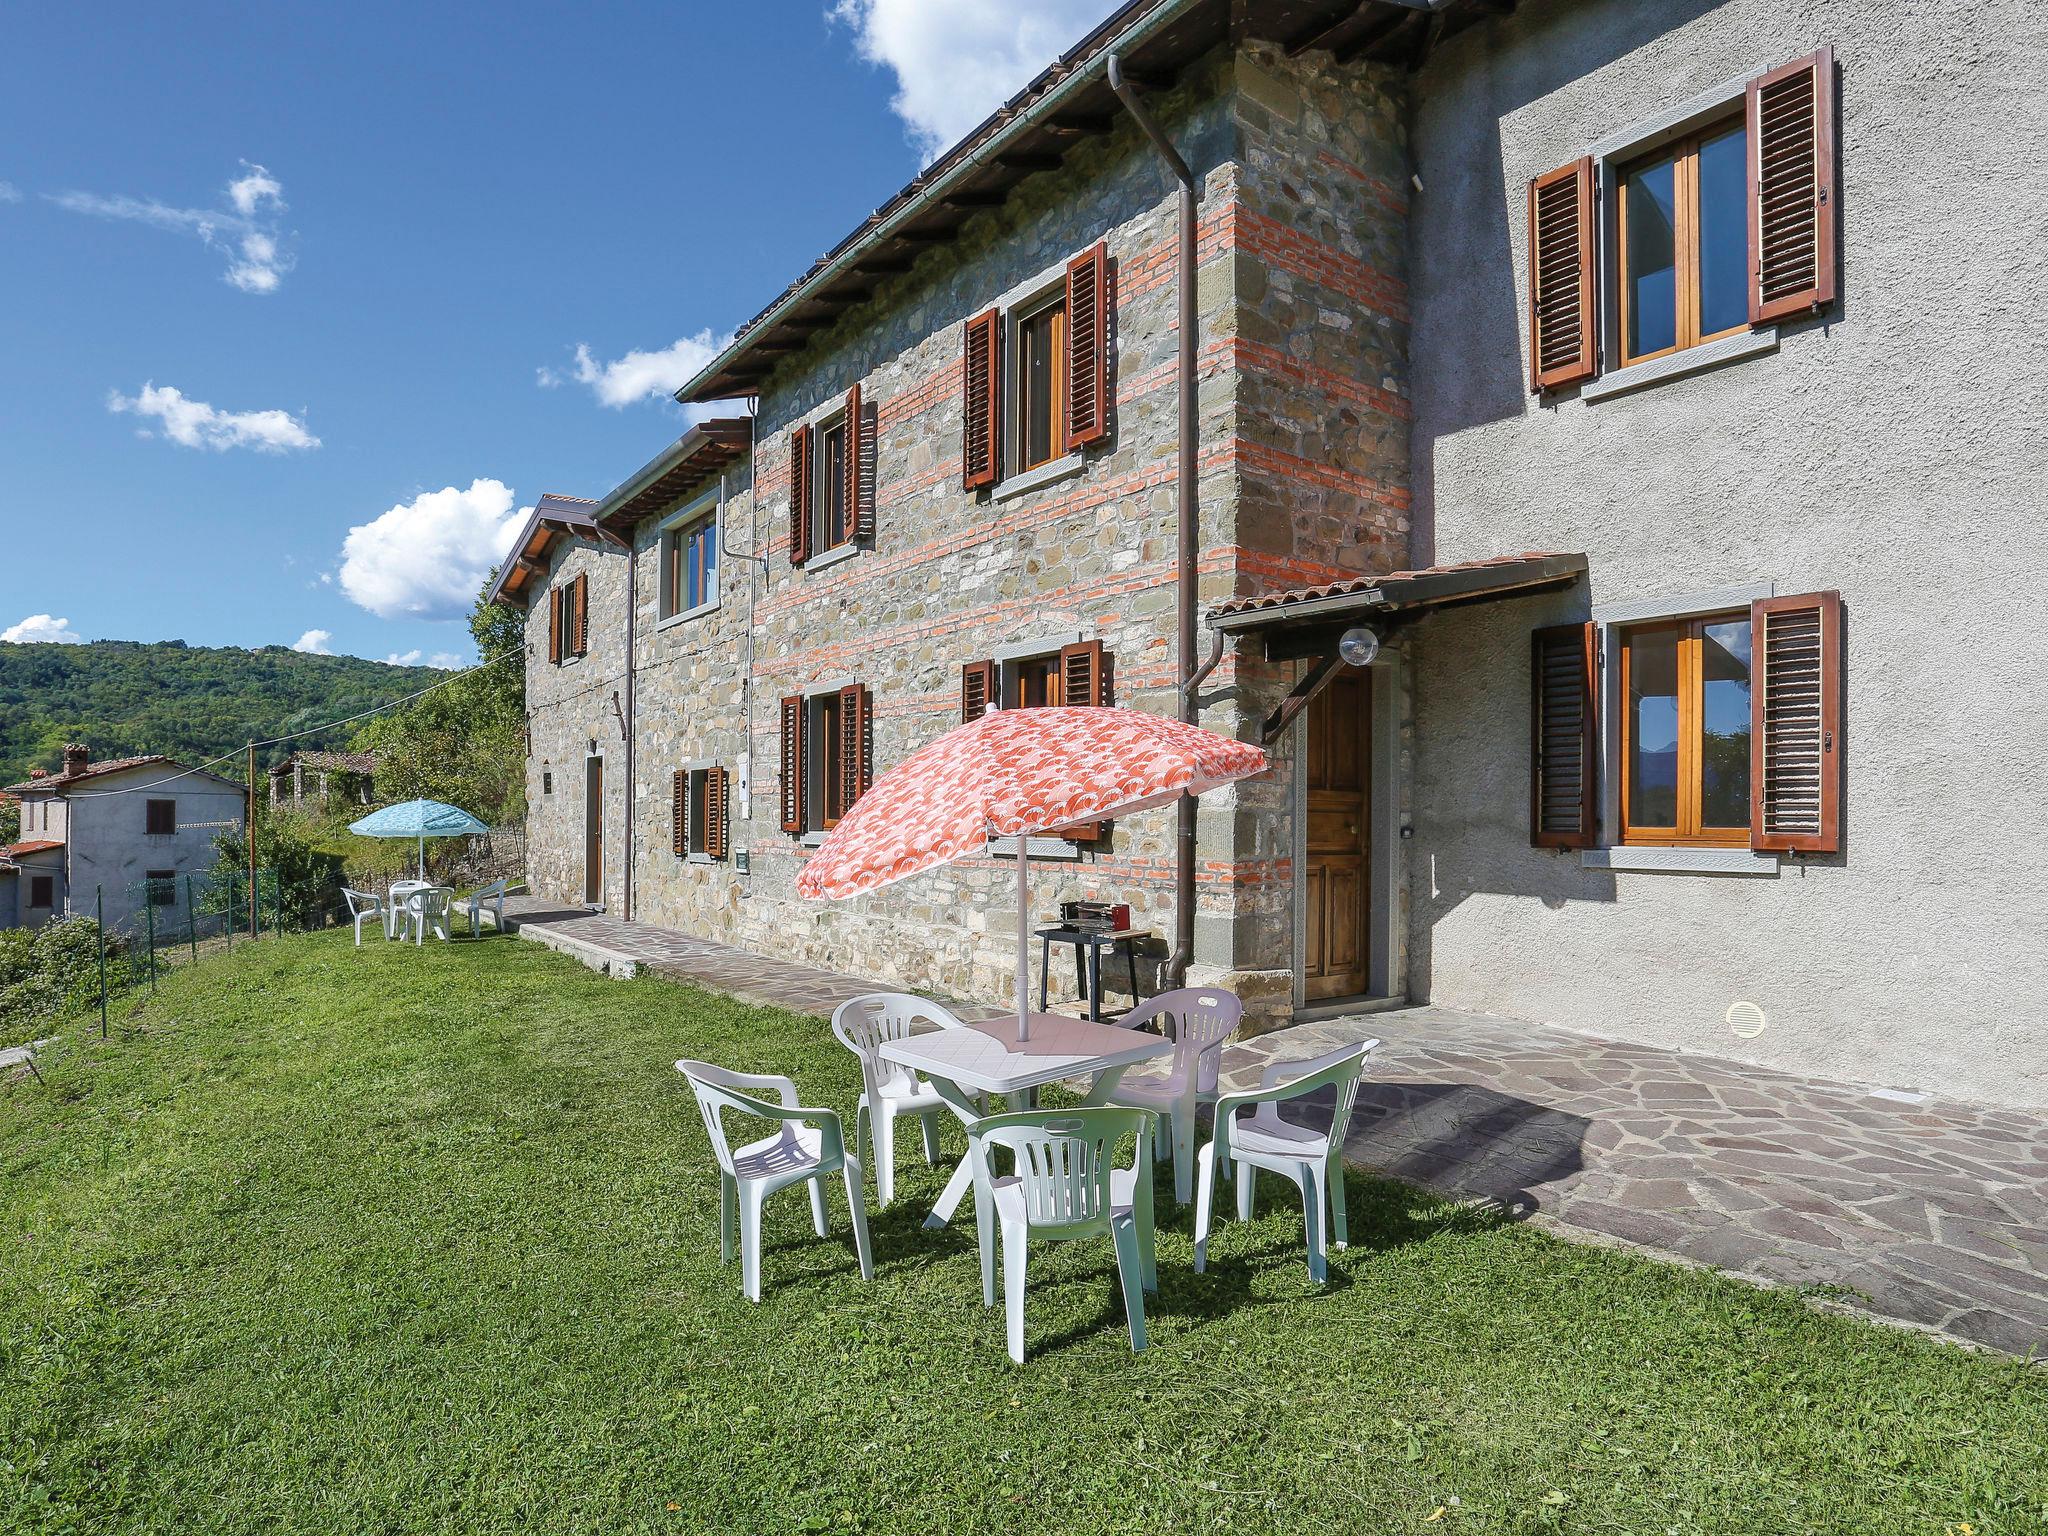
[63,767,247,934]
[1402,0,2048,1104]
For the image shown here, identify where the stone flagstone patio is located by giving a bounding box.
[495,896,2048,1357]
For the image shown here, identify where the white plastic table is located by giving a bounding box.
[881,1011,1172,1232]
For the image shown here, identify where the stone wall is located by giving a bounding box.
[522,536,632,914]
[600,40,1414,1024]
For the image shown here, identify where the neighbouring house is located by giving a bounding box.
[497,0,2047,1108]
[0,745,247,933]
[268,750,378,810]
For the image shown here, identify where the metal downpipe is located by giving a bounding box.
[1108,53,1201,991]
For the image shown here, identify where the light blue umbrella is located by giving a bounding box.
[349,799,490,879]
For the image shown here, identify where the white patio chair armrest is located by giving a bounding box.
[1256,1038,1380,1093]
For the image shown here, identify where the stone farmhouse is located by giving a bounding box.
[495,0,2046,1108]
[1,746,246,934]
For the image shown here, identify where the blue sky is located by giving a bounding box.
[0,1,1118,667]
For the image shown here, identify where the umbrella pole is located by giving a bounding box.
[418,836,425,880]
[1015,841,1031,1043]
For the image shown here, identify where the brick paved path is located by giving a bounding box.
[498,898,2048,1356]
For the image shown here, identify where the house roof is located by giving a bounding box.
[2,840,63,858]
[1,755,243,795]
[4,754,172,793]
[486,493,606,607]
[594,418,752,535]
[676,0,1501,404]
[1210,552,1588,630]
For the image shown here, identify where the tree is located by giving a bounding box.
[0,796,17,846]
[350,572,527,825]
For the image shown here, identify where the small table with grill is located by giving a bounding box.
[1035,925,1150,1022]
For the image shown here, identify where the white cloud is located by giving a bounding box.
[47,160,293,292]
[291,629,334,655]
[3,614,85,644]
[0,182,21,204]
[340,479,528,622]
[381,651,462,670]
[108,382,320,453]
[227,165,283,217]
[542,329,733,415]
[830,0,1124,162]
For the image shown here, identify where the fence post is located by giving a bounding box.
[144,885,157,992]
[96,886,108,1040]
[186,874,198,963]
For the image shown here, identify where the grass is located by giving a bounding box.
[2,934,2044,1536]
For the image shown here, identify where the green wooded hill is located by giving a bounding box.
[0,640,447,787]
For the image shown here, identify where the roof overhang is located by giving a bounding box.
[1218,553,1586,742]
[675,0,1504,404]
[486,493,605,607]
[1214,552,1586,654]
[594,418,752,535]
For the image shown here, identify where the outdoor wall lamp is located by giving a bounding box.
[1337,627,1382,668]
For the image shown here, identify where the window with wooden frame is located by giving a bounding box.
[1529,591,1843,855]
[1526,47,1836,392]
[779,683,873,836]
[791,385,868,568]
[659,502,719,621]
[672,765,729,860]
[1616,115,1749,367]
[28,875,53,908]
[1619,611,1754,847]
[145,798,175,836]
[961,241,1110,489]
[145,870,177,907]
[959,639,1109,840]
[546,574,588,662]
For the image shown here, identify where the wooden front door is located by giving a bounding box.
[583,755,604,906]
[1302,672,1371,1002]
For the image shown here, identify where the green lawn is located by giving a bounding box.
[2,934,2043,1536]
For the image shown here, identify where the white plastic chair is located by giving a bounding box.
[676,1059,874,1302]
[1193,1040,1377,1284]
[466,877,514,936]
[829,993,974,1206]
[342,888,391,947]
[968,1105,1155,1365]
[1102,988,1244,1205]
[400,887,453,944]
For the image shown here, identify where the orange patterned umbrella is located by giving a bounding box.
[797,705,1267,1037]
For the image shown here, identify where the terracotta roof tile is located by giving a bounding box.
[2,840,64,857]
[2,754,175,793]
[1211,552,1584,619]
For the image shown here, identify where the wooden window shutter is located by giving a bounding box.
[672,769,688,856]
[839,684,874,805]
[547,587,562,664]
[779,695,805,833]
[1747,47,1838,324]
[1526,157,1599,391]
[789,425,813,566]
[1750,591,1842,853]
[705,767,728,859]
[1058,639,1106,708]
[844,384,871,542]
[1057,641,1107,841]
[1530,622,1598,848]
[961,660,995,723]
[572,573,588,656]
[1065,241,1109,449]
[962,308,1001,490]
